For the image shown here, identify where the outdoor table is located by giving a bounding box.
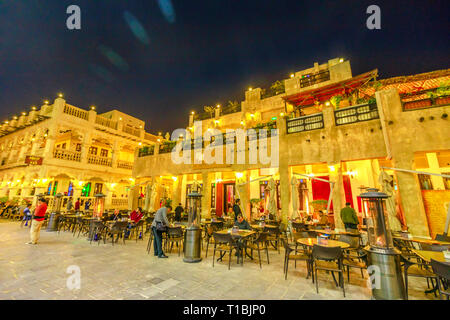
[216,229,257,264]
[393,236,450,247]
[312,229,360,238]
[412,249,450,263]
[250,224,278,231]
[296,237,351,249]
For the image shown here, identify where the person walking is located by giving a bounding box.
[340,202,359,230]
[74,198,81,213]
[21,203,32,227]
[151,205,172,258]
[26,198,47,245]
[174,203,184,222]
[66,197,73,213]
[232,199,242,222]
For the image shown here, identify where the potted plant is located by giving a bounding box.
[311,199,328,212]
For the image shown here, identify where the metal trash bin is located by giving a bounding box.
[46,212,61,232]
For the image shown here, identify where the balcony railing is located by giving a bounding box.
[111,198,128,208]
[159,141,177,154]
[63,104,89,120]
[117,160,133,170]
[87,155,112,167]
[334,102,379,126]
[193,112,214,121]
[138,145,154,157]
[122,125,141,137]
[402,95,450,111]
[220,103,242,116]
[53,149,81,162]
[95,115,118,130]
[299,70,330,88]
[286,113,324,134]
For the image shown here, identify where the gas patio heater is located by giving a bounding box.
[93,193,106,219]
[360,188,406,300]
[47,192,63,231]
[183,190,203,263]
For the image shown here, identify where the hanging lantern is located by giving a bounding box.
[93,193,106,218]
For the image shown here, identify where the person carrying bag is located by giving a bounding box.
[151,205,172,258]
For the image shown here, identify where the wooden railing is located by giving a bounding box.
[53,149,81,162]
[111,198,128,208]
[95,115,118,130]
[144,133,154,141]
[117,160,133,170]
[122,125,141,137]
[402,95,450,111]
[299,70,330,88]
[334,102,379,126]
[63,104,89,120]
[286,113,324,133]
[87,155,112,166]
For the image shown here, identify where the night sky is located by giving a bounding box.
[0,0,448,134]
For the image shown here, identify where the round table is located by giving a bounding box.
[393,236,450,246]
[296,237,351,249]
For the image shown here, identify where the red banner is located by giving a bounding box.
[25,156,43,165]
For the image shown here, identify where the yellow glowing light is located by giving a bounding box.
[290,74,295,78]
[250,114,254,118]
[158,132,162,136]
[328,165,335,172]
[21,112,26,116]
[216,178,222,183]
[339,58,344,63]
[235,172,244,179]
[325,101,330,106]
[44,100,49,104]
[42,179,48,183]
[248,87,252,91]
[119,117,122,120]
[157,138,161,142]
[171,176,178,182]
[240,121,244,125]
[110,183,116,188]
[31,106,37,110]
[13,116,18,120]
[308,173,315,178]
[138,142,142,146]
[90,106,96,110]
[58,93,63,98]
[280,112,284,117]
[214,120,219,124]
[4,121,8,124]
[78,181,83,186]
[216,104,220,108]
[191,111,195,115]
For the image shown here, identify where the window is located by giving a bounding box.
[443,173,450,190]
[76,143,81,152]
[81,182,91,197]
[68,182,73,196]
[62,143,66,149]
[52,181,58,196]
[100,149,108,157]
[89,147,98,155]
[211,183,216,208]
[94,183,103,194]
[47,182,52,195]
[418,174,433,190]
[259,181,268,199]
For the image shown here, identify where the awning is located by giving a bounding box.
[283,69,378,107]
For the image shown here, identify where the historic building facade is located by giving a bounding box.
[133,58,450,238]
[0,97,158,210]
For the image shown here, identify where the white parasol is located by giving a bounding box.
[144,183,152,212]
[267,178,277,220]
[379,170,402,231]
[291,176,299,219]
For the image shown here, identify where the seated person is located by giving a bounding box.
[318,210,328,225]
[109,209,122,221]
[234,214,251,230]
[130,207,143,224]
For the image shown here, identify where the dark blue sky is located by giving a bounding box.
[0,0,448,133]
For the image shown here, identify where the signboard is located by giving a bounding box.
[25,156,43,165]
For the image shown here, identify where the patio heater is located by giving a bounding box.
[183,190,202,263]
[360,188,406,300]
[93,193,106,219]
[47,192,63,231]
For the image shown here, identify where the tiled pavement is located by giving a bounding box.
[0,220,436,300]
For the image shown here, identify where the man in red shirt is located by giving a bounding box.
[27,198,47,245]
[74,198,81,212]
[130,207,143,224]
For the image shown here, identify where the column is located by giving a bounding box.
[172,175,183,208]
[80,132,91,164]
[111,141,120,169]
[201,172,213,219]
[128,185,139,211]
[279,163,290,226]
[328,162,345,230]
[394,154,430,237]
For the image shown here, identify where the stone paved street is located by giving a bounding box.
[0,221,436,300]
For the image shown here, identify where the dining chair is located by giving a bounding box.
[401,254,438,299]
[246,232,270,268]
[107,221,128,246]
[264,226,281,253]
[282,238,311,280]
[312,244,345,297]
[166,226,184,256]
[212,232,237,270]
[430,259,450,300]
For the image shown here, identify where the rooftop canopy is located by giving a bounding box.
[283,69,378,107]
